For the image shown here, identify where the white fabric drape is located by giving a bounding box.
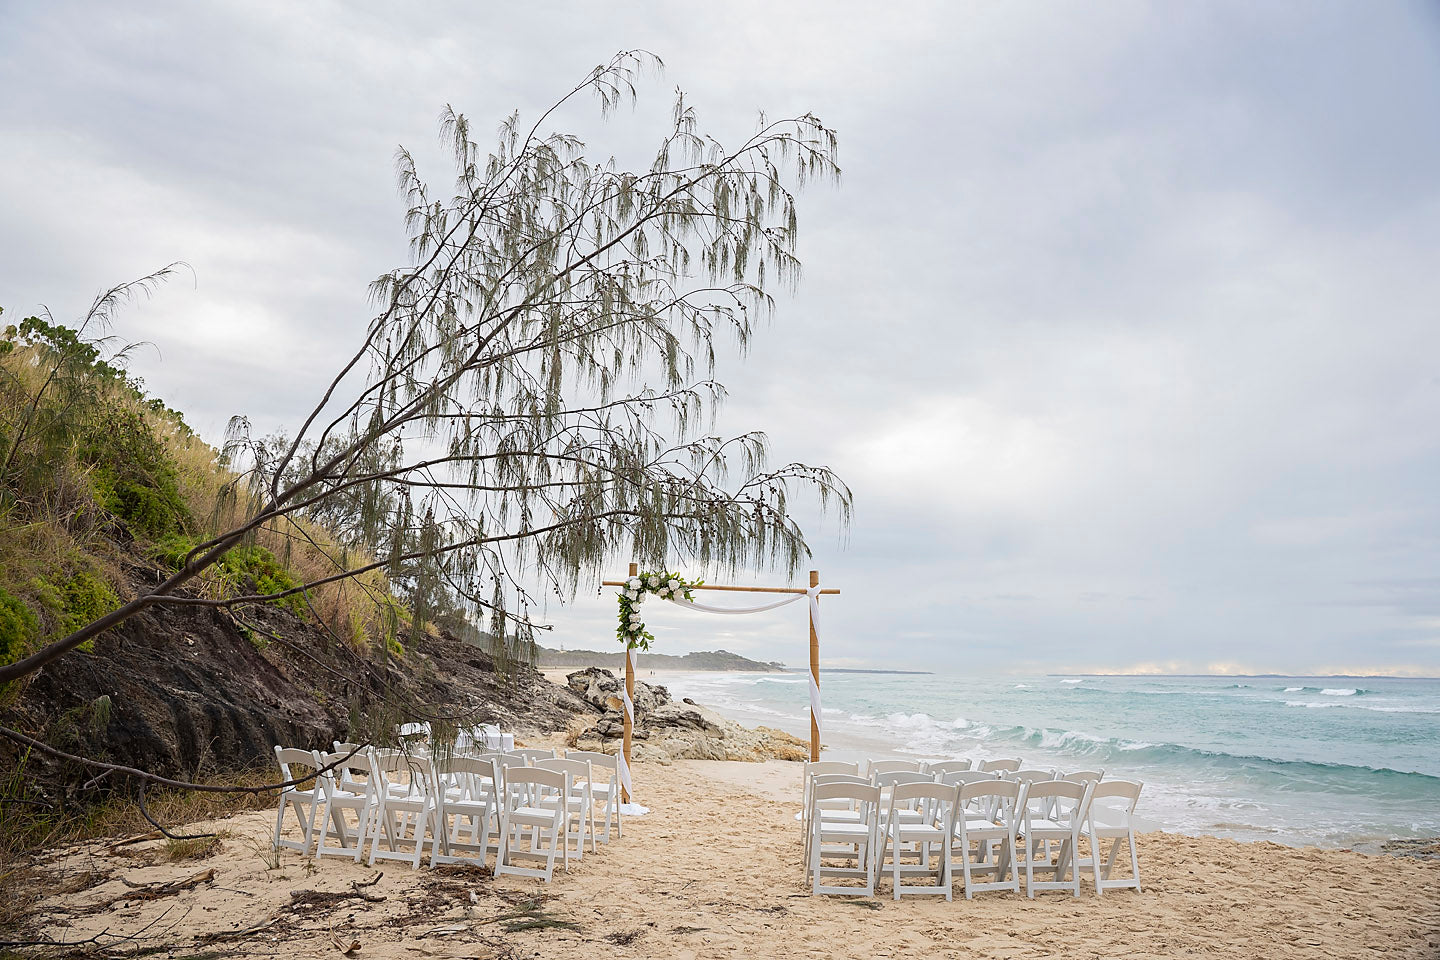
[805,584,822,744]
[663,593,808,615]
[620,583,825,804]
[617,644,635,799]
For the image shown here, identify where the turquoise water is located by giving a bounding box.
[659,672,1440,848]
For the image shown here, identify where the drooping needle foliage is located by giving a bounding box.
[0,50,851,686]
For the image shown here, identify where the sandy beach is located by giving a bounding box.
[20,750,1440,959]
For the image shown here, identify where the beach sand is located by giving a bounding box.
[22,754,1440,959]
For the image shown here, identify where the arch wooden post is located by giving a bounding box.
[622,561,637,802]
[809,568,820,762]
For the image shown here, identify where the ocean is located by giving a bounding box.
[656,671,1440,849]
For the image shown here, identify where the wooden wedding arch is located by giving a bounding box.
[602,562,840,801]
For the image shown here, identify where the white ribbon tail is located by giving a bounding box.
[616,644,636,800]
[807,585,822,747]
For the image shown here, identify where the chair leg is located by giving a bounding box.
[272,796,287,853]
[809,827,822,894]
[891,831,902,901]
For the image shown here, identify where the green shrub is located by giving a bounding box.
[0,586,38,667]
[77,406,191,539]
[27,567,118,654]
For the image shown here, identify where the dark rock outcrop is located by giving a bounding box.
[4,583,596,791]
[567,667,808,763]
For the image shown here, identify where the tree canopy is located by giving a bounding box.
[0,50,851,687]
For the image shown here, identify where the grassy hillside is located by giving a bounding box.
[0,310,415,680]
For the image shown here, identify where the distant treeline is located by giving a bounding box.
[538,645,783,673]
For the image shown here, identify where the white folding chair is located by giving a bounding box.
[803,773,871,874]
[807,782,883,897]
[312,749,375,862]
[565,750,622,842]
[883,782,958,900]
[1062,769,1105,786]
[1015,780,1093,898]
[431,756,500,868]
[366,752,438,869]
[272,747,323,857]
[536,757,595,857]
[494,767,568,882]
[951,779,1023,898]
[1080,779,1143,895]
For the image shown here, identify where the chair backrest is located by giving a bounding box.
[926,759,972,776]
[958,778,1022,824]
[370,750,435,797]
[508,748,557,763]
[805,760,859,780]
[333,741,363,755]
[874,770,934,788]
[312,749,371,797]
[502,766,566,800]
[890,781,959,806]
[939,769,999,787]
[565,750,618,772]
[440,755,497,779]
[536,757,593,783]
[274,746,318,787]
[1007,768,1057,784]
[812,782,881,809]
[1062,769,1105,785]
[1021,779,1089,824]
[867,759,924,777]
[1087,779,1141,814]
[979,758,1021,773]
[812,773,871,788]
[492,754,528,774]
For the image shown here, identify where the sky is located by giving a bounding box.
[3,1,1439,675]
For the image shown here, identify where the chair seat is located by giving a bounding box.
[817,809,864,823]
[510,805,563,824]
[818,821,872,837]
[892,824,947,842]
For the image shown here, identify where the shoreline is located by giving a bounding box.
[542,667,1437,855]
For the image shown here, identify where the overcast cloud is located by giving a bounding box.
[3,1,1439,674]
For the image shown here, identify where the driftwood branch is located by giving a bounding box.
[0,725,362,794]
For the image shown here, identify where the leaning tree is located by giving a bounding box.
[0,50,850,692]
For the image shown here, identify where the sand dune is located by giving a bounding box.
[23,757,1440,959]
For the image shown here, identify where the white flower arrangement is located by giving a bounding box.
[615,569,703,651]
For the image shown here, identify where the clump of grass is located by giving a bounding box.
[0,760,274,858]
[489,898,582,934]
[162,834,223,861]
